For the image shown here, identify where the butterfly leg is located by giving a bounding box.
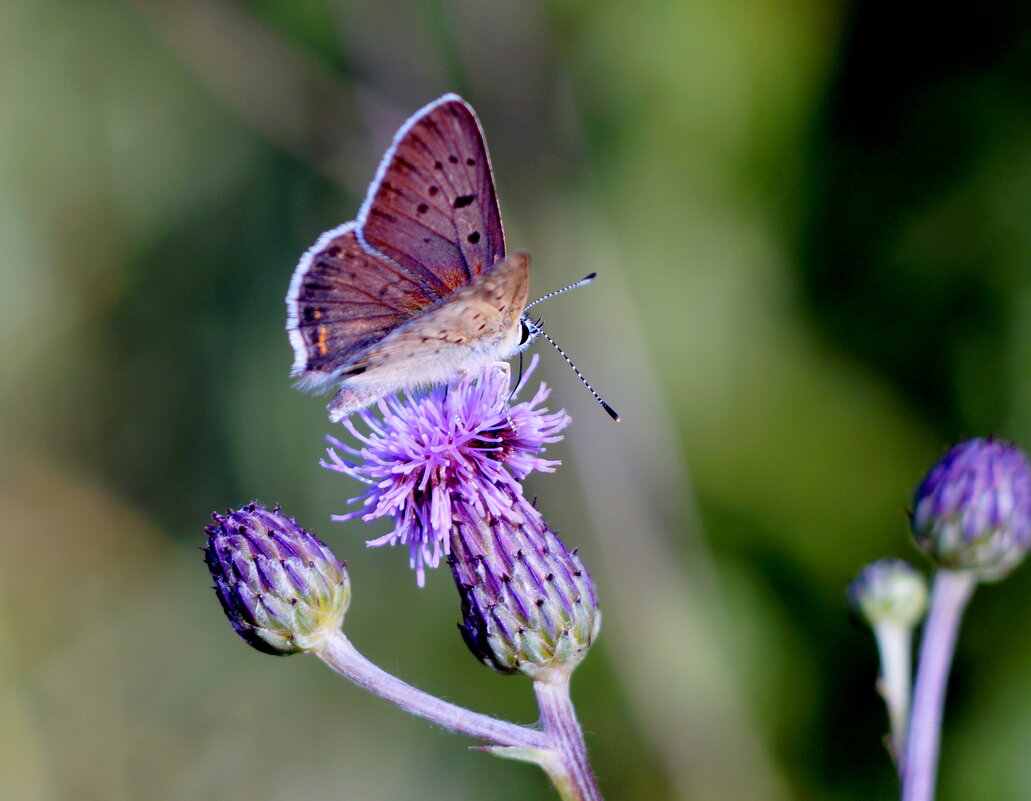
[327,384,387,422]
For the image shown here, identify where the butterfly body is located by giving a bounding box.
[286,94,532,419]
[306,242,531,421]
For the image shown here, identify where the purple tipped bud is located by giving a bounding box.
[912,438,1031,580]
[848,559,928,629]
[204,503,350,654]
[450,494,601,682]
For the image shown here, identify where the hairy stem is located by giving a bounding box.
[534,677,604,801]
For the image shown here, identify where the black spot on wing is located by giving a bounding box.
[454,194,475,208]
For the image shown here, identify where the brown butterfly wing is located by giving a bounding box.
[357,94,505,297]
[340,251,530,384]
[286,222,440,388]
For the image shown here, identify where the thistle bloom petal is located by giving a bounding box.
[321,360,570,585]
[205,503,350,654]
[912,438,1031,580]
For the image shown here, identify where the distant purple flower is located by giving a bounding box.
[912,437,1031,579]
[322,359,570,585]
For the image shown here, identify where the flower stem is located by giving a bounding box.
[873,622,914,770]
[534,677,604,801]
[315,631,548,750]
[900,569,977,801]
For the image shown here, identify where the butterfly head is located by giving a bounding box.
[518,315,541,352]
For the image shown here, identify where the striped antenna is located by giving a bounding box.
[524,273,597,310]
[525,317,620,422]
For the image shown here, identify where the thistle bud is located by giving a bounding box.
[847,559,927,630]
[450,495,601,682]
[912,438,1031,580]
[205,503,350,654]
[847,558,927,767]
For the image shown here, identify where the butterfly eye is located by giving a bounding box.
[519,319,534,346]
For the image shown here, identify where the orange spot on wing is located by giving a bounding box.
[317,326,328,356]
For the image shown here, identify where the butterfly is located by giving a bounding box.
[286,93,537,422]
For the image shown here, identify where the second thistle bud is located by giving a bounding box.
[912,438,1031,580]
[205,503,350,654]
[450,496,601,682]
[848,559,928,630]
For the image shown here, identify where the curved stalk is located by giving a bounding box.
[315,631,548,750]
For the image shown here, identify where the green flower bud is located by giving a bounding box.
[848,559,928,629]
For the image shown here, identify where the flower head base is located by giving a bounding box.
[848,559,928,630]
[451,493,601,681]
[912,438,1031,580]
[322,360,570,585]
[205,503,350,654]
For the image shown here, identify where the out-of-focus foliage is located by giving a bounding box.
[2,0,1031,799]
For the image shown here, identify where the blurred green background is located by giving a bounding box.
[3,0,1031,799]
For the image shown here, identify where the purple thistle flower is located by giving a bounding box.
[205,503,350,654]
[912,437,1031,580]
[322,359,570,585]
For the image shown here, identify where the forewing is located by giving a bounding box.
[357,94,505,296]
[286,222,439,388]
